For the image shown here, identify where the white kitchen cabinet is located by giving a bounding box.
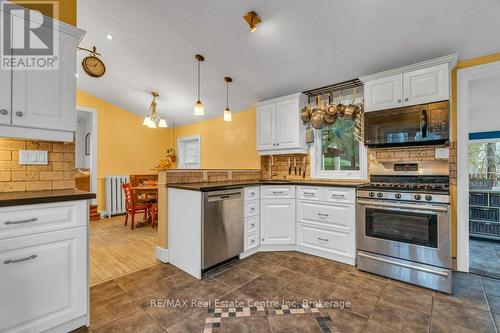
[364,74,403,112]
[403,63,449,106]
[0,227,87,333]
[0,7,85,142]
[256,93,307,155]
[297,200,355,232]
[261,198,296,245]
[297,224,355,262]
[361,55,456,112]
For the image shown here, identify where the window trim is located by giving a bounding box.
[310,128,368,180]
[177,134,201,169]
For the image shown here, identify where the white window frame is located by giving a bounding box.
[177,134,201,169]
[310,128,368,180]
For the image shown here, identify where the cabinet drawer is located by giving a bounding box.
[244,231,259,251]
[0,201,87,240]
[297,223,355,258]
[244,186,260,201]
[245,215,259,234]
[297,200,355,231]
[0,227,87,332]
[261,185,295,199]
[322,187,356,204]
[244,200,259,217]
[297,186,322,201]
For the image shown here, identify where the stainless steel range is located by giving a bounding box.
[356,162,452,293]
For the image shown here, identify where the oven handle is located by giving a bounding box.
[357,199,449,213]
[358,252,449,277]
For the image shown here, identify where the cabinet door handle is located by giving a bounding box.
[0,109,7,115]
[317,213,329,217]
[276,143,279,146]
[397,99,402,103]
[4,254,37,264]
[250,192,255,195]
[15,111,23,117]
[4,217,38,225]
[405,97,409,102]
[317,237,329,242]
[250,223,255,227]
[330,194,345,198]
[251,239,255,243]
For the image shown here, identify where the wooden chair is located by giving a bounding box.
[150,204,158,228]
[122,183,150,229]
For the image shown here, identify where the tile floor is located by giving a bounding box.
[78,251,500,333]
[470,239,500,280]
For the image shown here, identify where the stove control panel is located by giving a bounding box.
[414,194,422,200]
[357,190,450,204]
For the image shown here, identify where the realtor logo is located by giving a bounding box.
[1,0,59,70]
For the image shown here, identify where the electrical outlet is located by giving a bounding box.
[435,147,449,159]
[19,150,48,165]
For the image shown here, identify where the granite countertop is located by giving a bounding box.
[167,179,365,192]
[0,189,96,207]
[470,188,500,193]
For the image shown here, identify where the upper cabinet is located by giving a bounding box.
[361,55,457,112]
[0,7,85,142]
[257,93,307,155]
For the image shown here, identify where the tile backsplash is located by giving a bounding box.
[0,139,76,192]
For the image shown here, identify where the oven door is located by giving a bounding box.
[357,199,451,268]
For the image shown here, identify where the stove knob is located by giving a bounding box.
[414,194,422,200]
[395,193,402,199]
[377,192,384,198]
[425,195,433,201]
[369,192,375,197]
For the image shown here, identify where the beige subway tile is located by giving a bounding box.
[11,171,39,181]
[0,161,26,171]
[62,144,75,153]
[49,152,63,162]
[64,171,75,180]
[26,181,52,191]
[52,180,75,190]
[0,181,26,192]
[26,163,53,171]
[39,171,63,181]
[0,140,26,150]
[26,141,52,150]
[64,161,75,170]
[52,143,64,152]
[0,172,11,181]
[63,153,75,162]
[0,151,11,161]
[11,151,19,161]
[52,162,64,171]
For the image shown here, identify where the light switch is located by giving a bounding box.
[435,147,449,159]
[19,150,48,165]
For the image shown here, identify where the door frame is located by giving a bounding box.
[176,134,201,169]
[456,60,500,272]
[76,106,98,206]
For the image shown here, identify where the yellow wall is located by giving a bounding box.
[173,108,260,170]
[450,52,500,257]
[76,90,173,210]
[13,0,77,26]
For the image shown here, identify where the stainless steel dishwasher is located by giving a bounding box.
[202,188,244,270]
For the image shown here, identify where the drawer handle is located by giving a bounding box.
[251,239,255,243]
[250,207,255,211]
[303,192,315,196]
[4,217,38,225]
[317,237,329,242]
[251,192,255,195]
[4,254,37,264]
[317,213,329,217]
[331,194,345,198]
[272,191,285,194]
[15,111,23,117]
[0,109,7,115]
[250,223,255,227]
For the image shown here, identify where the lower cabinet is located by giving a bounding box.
[261,198,296,245]
[0,227,87,332]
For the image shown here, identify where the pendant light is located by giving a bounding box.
[142,92,168,128]
[193,54,205,116]
[223,77,232,122]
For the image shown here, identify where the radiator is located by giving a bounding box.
[105,175,130,216]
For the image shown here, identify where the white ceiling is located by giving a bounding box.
[77,0,500,126]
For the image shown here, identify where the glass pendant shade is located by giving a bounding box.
[224,107,232,122]
[158,117,168,128]
[193,100,204,116]
[142,116,150,126]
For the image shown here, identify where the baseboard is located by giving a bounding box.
[44,315,88,333]
[156,246,169,263]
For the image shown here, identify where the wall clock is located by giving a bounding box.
[78,46,106,78]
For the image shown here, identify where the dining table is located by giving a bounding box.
[130,185,158,227]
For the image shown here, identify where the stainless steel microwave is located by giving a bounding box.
[364,101,449,148]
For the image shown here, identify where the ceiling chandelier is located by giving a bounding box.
[193,54,205,116]
[143,92,167,128]
[224,76,232,122]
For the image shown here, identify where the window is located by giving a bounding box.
[310,117,367,179]
[177,135,201,169]
[469,139,500,188]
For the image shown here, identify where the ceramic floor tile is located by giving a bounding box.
[487,294,500,314]
[114,264,182,292]
[339,272,387,298]
[367,302,430,333]
[145,304,198,329]
[269,314,322,333]
[212,267,258,289]
[92,310,165,333]
[483,277,500,297]
[90,293,142,329]
[320,308,367,333]
[164,309,207,333]
[452,271,483,291]
[378,284,432,315]
[433,284,489,311]
[90,280,125,307]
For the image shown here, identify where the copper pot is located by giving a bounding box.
[345,88,360,119]
[336,90,346,117]
[300,106,311,124]
[322,110,338,124]
[310,111,324,129]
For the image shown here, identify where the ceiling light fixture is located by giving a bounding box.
[243,11,261,32]
[143,92,168,128]
[224,77,232,122]
[106,33,113,40]
[194,54,205,116]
